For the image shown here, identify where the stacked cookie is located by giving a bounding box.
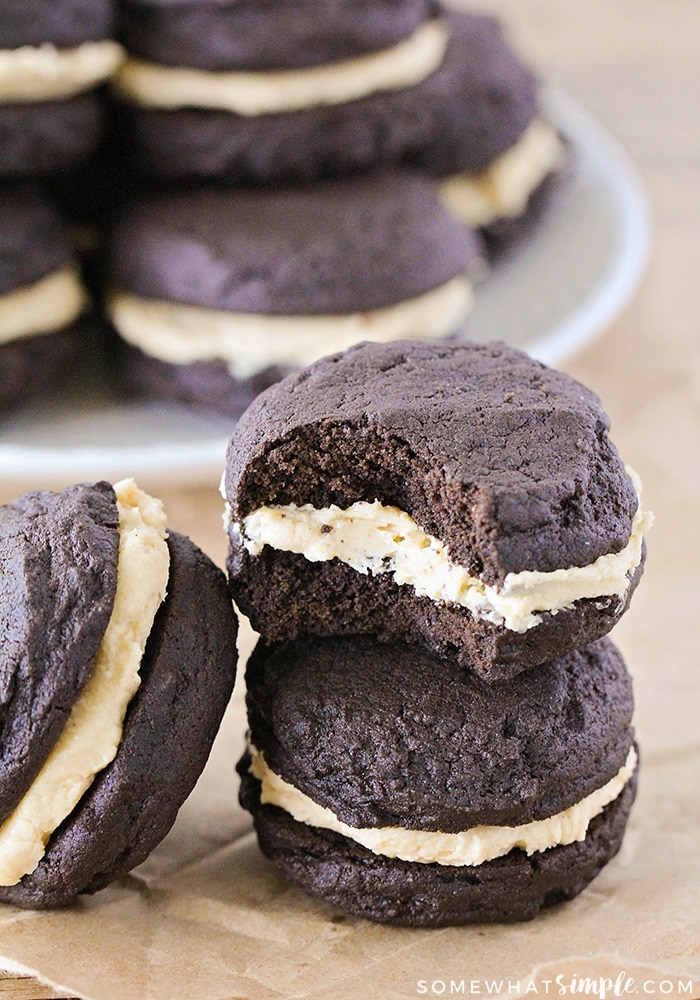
[0,0,122,179]
[111,0,564,235]
[0,1,125,411]
[0,187,90,411]
[0,1,569,422]
[224,339,652,926]
[103,174,481,416]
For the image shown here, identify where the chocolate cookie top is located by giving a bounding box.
[0,0,115,48]
[224,339,639,584]
[118,0,441,71]
[0,188,73,296]
[245,634,634,831]
[0,530,238,909]
[110,174,480,314]
[0,482,119,826]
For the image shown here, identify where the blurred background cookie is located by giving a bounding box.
[0,0,122,178]
[106,173,483,416]
[0,186,90,412]
[111,4,540,190]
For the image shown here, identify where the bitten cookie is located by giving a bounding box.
[0,187,90,412]
[0,0,122,177]
[112,7,538,184]
[0,479,237,909]
[106,175,482,417]
[224,339,652,680]
[238,634,638,927]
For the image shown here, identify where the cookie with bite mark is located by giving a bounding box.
[224,339,652,680]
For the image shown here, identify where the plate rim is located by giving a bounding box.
[0,88,652,489]
[526,86,652,367]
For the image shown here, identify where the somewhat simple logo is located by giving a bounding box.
[416,974,696,997]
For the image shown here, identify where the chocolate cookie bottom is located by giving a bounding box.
[227,543,645,681]
[117,339,294,419]
[240,767,638,927]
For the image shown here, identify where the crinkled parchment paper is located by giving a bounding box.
[0,596,698,1000]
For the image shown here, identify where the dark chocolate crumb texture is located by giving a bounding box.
[0,479,237,908]
[238,634,638,926]
[224,339,652,679]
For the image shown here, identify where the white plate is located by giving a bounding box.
[0,89,651,493]
[460,88,651,365]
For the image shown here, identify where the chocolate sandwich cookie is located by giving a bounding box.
[238,635,638,926]
[0,0,122,177]
[107,175,482,417]
[0,479,237,909]
[112,8,537,184]
[0,187,90,412]
[224,339,652,680]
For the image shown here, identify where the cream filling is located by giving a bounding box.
[0,479,169,887]
[234,470,652,633]
[112,19,448,115]
[250,745,637,867]
[0,266,88,345]
[107,276,474,379]
[0,40,124,103]
[440,119,566,228]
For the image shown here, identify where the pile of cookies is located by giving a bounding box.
[1,0,565,418]
[0,343,652,921]
[223,338,652,926]
[0,0,652,931]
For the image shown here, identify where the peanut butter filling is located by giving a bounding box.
[0,480,169,886]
